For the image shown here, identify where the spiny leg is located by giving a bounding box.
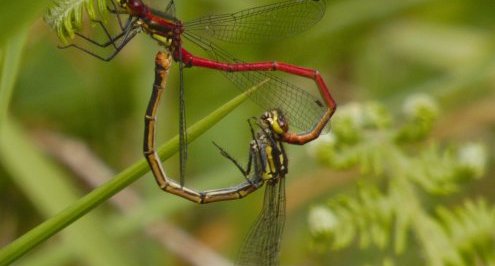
[61,26,138,61]
[165,0,176,15]
[247,117,258,140]
[212,141,254,182]
[59,17,137,61]
[62,12,133,49]
[248,117,266,170]
[107,0,127,29]
[73,20,126,49]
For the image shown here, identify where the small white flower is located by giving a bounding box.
[308,206,338,235]
[336,102,365,128]
[403,94,439,119]
[458,143,487,178]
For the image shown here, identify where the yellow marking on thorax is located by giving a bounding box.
[271,112,285,134]
[279,154,285,166]
[262,145,276,180]
[151,34,173,47]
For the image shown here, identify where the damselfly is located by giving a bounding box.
[57,0,337,186]
[146,51,286,206]
[224,111,288,266]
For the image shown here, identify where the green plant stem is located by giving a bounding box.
[0,30,134,266]
[0,30,27,124]
[0,83,259,265]
[0,119,135,266]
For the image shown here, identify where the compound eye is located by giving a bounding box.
[270,109,288,134]
[127,0,146,15]
[277,115,288,132]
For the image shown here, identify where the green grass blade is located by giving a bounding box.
[0,120,136,266]
[0,30,27,123]
[0,81,260,265]
[0,29,134,266]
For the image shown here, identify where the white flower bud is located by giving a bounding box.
[308,206,337,235]
[403,94,439,119]
[458,143,487,178]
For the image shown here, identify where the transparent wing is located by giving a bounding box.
[184,0,326,43]
[183,32,328,134]
[236,179,286,266]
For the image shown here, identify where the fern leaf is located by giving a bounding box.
[309,185,393,250]
[44,0,108,44]
[308,99,492,265]
[437,199,495,265]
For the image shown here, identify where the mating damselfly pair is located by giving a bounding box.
[47,0,337,264]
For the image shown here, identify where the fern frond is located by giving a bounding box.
[395,93,439,143]
[411,143,486,195]
[308,96,492,265]
[308,102,392,174]
[309,185,393,250]
[437,199,495,265]
[44,0,108,44]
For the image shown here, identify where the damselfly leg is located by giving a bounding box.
[53,0,336,193]
[144,51,262,203]
[56,0,336,141]
[144,52,291,205]
[57,0,138,61]
[234,113,288,266]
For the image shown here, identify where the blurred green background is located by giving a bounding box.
[1,0,494,265]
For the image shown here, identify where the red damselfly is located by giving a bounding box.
[59,0,337,186]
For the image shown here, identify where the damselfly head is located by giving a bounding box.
[262,109,288,135]
[124,0,147,16]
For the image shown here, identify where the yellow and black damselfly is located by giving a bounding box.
[146,51,288,264]
[217,110,288,266]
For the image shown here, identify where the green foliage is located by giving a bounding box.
[0,0,50,45]
[307,96,492,266]
[309,186,393,250]
[437,200,495,264]
[2,0,495,265]
[0,77,259,265]
[44,0,108,43]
